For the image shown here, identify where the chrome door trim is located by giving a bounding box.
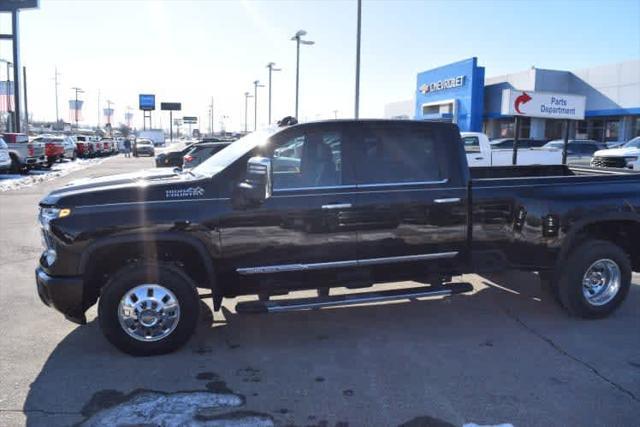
[237,260,358,275]
[236,251,459,275]
[434,197,461,204]
[357,252,458,266]
[357,178,448,189]
[321,203,352,210]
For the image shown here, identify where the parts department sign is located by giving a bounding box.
[501,89,585,120]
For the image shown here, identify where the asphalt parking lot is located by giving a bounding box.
[0,155,638,427]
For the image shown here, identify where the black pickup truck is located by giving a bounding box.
[36,120,640,355]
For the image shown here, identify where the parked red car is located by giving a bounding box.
[75,136,95,158]
[32,136,65,167]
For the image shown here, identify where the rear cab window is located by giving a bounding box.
[351,124,446,185]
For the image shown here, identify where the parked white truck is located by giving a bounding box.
[137,130,165,147]
[461,132,562,167]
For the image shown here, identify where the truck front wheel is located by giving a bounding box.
[98,262,200,356]
[557,240,631,318]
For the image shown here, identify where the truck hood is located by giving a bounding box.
[594,147,640,157]
[40,168,211,207]
[61,168,177,191]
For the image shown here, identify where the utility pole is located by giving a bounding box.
[1,60,11,131]
[54,67,60,125]
[244,91,253,133]
[290,30,314,119]
[209,97,214,135]
[266,62,281,124]
[106,99,114,125]
[71,87,83,130]
[97,89,100,128]
[253,80,264,131]
[23,66,28,131]
[354,0,362,119]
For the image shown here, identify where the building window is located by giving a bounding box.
[576,120,588,139]
[545,120,566,139]
[604,119,619,142]
[497,117,530,138]
[633,117,640,138]
[587,119,605,142]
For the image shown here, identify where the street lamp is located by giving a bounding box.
[0,59,13,131]
[71,87,84,130]
[253,80,264,131]
[266,62,281,125]
[291,30,314,120]
[354,0,362,119]
[244,91,253,133]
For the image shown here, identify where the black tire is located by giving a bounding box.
[556,240,631,318]
[98,262,200,356]
[539,271,561,304]
[9,154,22,174]
[72,150,77,161]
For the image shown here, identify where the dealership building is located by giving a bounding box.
[385,58,640,142]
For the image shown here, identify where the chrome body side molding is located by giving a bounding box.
[236,251,459,275]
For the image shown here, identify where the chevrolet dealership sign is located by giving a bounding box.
[419,76,465,94]
[501,89,585,120]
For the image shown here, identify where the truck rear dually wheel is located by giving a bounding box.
[98,262,200,356]
[557,240,631,318]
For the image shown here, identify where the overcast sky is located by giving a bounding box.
[1,0,639,132]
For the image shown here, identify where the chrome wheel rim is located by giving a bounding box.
[118,284,181,342]
[582,259,621,306]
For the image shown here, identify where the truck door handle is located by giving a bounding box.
[475,157,484,160]
[322,203,352,210]
[434,198,461,204]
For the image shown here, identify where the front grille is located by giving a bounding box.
[591,156,627,168]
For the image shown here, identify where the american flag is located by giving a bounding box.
[0,81,14,113]
[103,108,114,121]
[69,99,84,122]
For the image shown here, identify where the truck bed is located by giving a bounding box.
[470,164,639,179]
[468,164,640,271]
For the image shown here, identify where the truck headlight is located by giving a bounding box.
[39,207,71,231]
[44,249,57,266]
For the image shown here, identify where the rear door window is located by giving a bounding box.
[462,136,480,153]
[353,126,443,185]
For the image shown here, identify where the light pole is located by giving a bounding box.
[244,91,253,133]
[1,59,13,131]
[253,80,264,131]
[354,0,362,119]
[266,62,281,124]
[53,67,60,125]
[290,30,314,120]
[106,99,114,125]
[71,87,83,130]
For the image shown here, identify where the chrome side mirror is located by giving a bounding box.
[233,156,272,208]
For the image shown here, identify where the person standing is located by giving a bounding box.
[123,138,132,158]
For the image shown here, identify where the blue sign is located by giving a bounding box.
[415,57,485,132]
[139,94,156,111]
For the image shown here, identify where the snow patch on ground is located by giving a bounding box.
[81,390,273,427]
[0,158,106,192]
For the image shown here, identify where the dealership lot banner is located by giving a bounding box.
[501,89,585,120]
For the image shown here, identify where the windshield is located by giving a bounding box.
[623,137,640,148]
[192,129,275,176]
